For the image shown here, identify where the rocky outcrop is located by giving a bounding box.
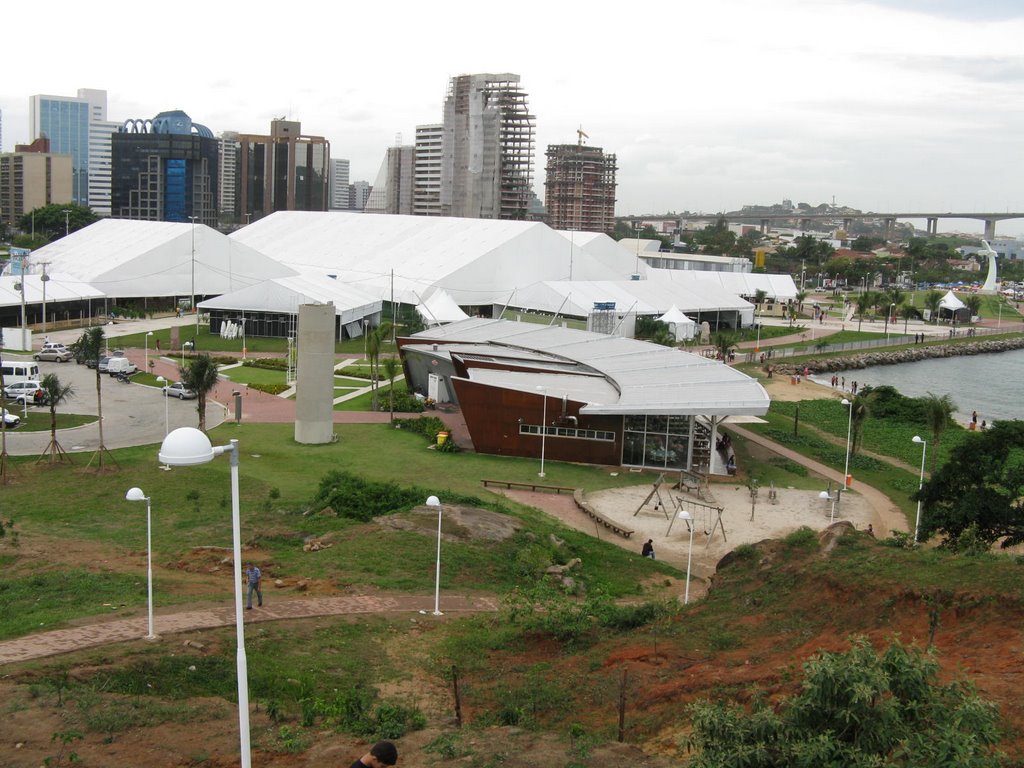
[773,337,1024,375]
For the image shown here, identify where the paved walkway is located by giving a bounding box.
[0,593,500,665]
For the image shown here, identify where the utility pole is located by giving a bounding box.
[40,262,50,334]
[188,216,199,338]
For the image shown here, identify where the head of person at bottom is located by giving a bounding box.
[355,740,398,767]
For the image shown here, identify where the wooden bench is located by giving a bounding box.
[572,490,635,539]
[481,479,575,494]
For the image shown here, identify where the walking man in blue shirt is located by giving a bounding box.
[245,563,263,609]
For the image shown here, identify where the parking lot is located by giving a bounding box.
[2,353,225,457]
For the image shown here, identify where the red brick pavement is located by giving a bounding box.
[0,593,500,665]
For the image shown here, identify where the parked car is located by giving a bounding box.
[1,408,20,428]
[41,342,68,352]
[3,381,46,406]
[163,382,197,400]
[107,357,137,376]
[34,347,74,363]
[98,356,112,373]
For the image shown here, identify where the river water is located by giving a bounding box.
[810,348,1024,424]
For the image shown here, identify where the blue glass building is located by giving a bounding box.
[111,110,218,225]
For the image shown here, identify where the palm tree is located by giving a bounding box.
[179,354,221,433]
[381,356,400,423]
[713,330,739,364]
[900,302,917,333]
[888,286,905,309]
[366,321,393,410]
[78,326,115,470]
[849,395,869,456]
[924,290,943,324]
[795,289,808,314]
[856,293,872,332]
[923,392,955,473]
[964,294,982,321]
[38,373,75,464]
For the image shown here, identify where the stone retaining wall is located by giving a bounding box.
[773,336,1024,375]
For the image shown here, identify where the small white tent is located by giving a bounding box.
[417,290,470,326]
[657,304,697,341]
[938,290,970,323]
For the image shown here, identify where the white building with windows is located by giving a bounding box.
[329,158,350,210]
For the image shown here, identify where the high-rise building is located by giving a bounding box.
[237,119,330,222]
[413,124,443,216]
[218,132,240,224]
[440,73,535,220]
[0,138,73,229]
[111,110,218,225]
[349,181,371,211]
[329,158,350,210]
[30,88,115,208]
[544,140,617,234]
[365,145,414,215]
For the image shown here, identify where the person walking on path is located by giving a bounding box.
[351,740,398,767]
[642,539,656,560]
[245,563,263,609]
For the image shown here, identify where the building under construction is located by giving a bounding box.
[440,73,535,220]
[544,139,617,234]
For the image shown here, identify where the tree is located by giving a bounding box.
[712,330,739,363]
[965,294,982,320]
[917,420,1024,548]
[178,354,221,433]
[77,327,115,470]
[923,391,955,473]
[38,373,75,464]
[794,289,808,314]
[688,636,1003,768]
[849,394,869,456]
[900,302,917,333]
[924,290,943,324]
[17,203,98,241]
[381,357,400,423]
[855,293,872,331]
[366,321,393,410]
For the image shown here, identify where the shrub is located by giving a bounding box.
[249,383,290,395]
[782,526,818,550]
[379,389,424,413]
[242,358,289,371]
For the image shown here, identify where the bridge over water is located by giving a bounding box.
[681,211,1024,240]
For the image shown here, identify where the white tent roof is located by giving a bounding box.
[658,304,695,326]
[229,212,639,306]
[0,273,105,309]
[939,290,967,310]
[410,318,770,416]
[29,219,296,299]
[198,272,381,324]
[511,279,752,319]
[650,268,798,301]
[417,289,470,325]
[555,230,650,277]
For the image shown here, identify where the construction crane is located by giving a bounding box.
[576,126,589,146]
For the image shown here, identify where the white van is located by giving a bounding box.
[107,358,138,376]
[1,361,41,385]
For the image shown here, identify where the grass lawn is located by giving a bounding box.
[0,421,663,640]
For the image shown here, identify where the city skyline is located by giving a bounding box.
[2,0,1022,235]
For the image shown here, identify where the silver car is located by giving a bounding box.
[163,382,197,400]
[34,347,74,363]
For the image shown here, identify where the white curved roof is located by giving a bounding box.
[512,279,752,318]
[29,219,295,298]
[198,273,381,324]
[410,318,769,416]
[650,268,798,300]
[229,211,639,305]
[0,273,105,309]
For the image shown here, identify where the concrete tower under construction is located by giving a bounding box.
[544,139,617,234]
[440,73,535,220]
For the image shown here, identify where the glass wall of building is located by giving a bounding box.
[622,414,693,470]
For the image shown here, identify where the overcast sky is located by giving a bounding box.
[3,0,1022,235]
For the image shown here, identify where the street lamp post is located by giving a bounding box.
[125,487,157,640]
[842,398,853,488]
[188,216,199,339]
[912,435,927,543]
[679,510,695,604]
[156,376,169,436]
[425,496,443,616]
[145,331,153,373]
[159,428,251,768]
[885,302,895,341]
[536,385,548,478]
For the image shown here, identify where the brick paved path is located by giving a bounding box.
[0,593,500,665]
